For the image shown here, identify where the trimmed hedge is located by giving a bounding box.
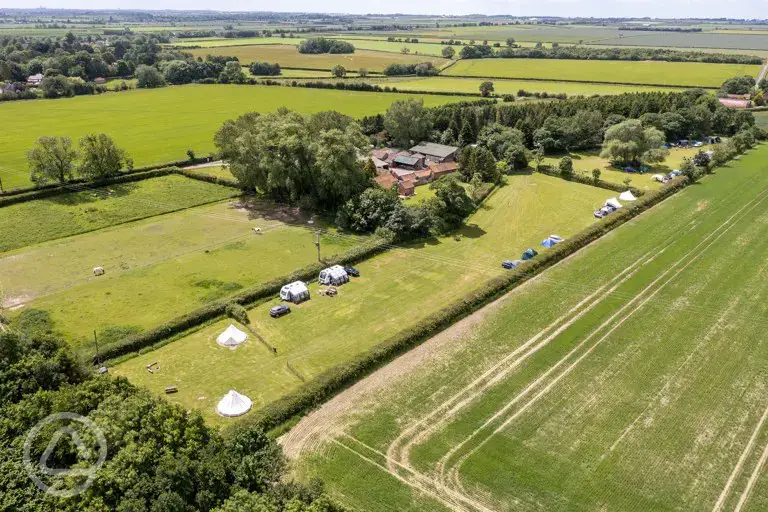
[93,237,391,363]
[537,164,645,197]
[231,177,688,433]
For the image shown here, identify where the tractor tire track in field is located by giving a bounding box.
[438,187,768,501]
[388,241,669,475]
[733,430,768,512]
[713,404,768,512]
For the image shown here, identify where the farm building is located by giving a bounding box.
[216,390,252,417]
[94,77,106,84]
[392,155,424,171]
[409,142,459,162]
[216,324,248,347]
[428,161,459,180]
[26,73,43,85]
[719,97,751,109]
[280,281,310,303]
[319,265,349,286]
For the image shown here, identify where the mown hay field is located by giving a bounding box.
[285,144,768,512]
[112,174,610,424]
[186,44,448,70]
[365,75,684,96]
[0,174,237,253]
[0,84,465,189]
[443,58,762,88]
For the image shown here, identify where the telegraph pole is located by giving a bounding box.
[314,231,321,262]
[93,330,101,368]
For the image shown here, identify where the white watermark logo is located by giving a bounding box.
[23,412,107,497]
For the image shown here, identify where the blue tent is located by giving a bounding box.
[541,238,557,248]
[521,248,538,261]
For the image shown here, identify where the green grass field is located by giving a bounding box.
[2,196,360,343]
[365,76,684,96]
[0,84,465,190]
[187,44,447,71]
[443,58,762,88]
[0,174,237,254]
[112,174,609,424]
[285,144,768,512]
[754,111,768,130]
[543,146,702,191]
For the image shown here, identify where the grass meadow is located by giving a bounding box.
[0,174,237,253]
[542,146,702,191]
[443,58,762,88]
[112,174,609,424]
[0,84,465,189]
[187,44,448,70]
[2,195,360,343]
[287,144,768,512]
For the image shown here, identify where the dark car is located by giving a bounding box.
[502,260,519,269]
[344,266,360,277]
[270,305,291,318]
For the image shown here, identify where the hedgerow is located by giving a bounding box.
[536,164,645,196]
[232,177,688,432]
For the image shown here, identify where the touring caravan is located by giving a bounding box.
[318,265,349,286]
[280,281,310,304]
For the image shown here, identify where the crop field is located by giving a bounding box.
[443,58,762,88]
[284,143,768,512]
[0,174,237,253]
[367,76,683,96]
[112,174,610,424]
[416,25,768,50]
[2,193,360,343]
[0,84,465,189]
[543,146,702,191]
[187,44,447,71]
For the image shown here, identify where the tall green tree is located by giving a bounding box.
[600,119,669,166]
[27,136,78,185]
[219,61,246,84]
[77,133,129,180]
[383,99,432,148]
[479,81,494,97]
[136,64,166,88]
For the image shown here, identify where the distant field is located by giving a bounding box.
[0,84,465,190]
[285,144,768,512]
[374,76,683,96]
[416,24,768,50]
[444,58,762,88]
[112,174,609,424]
[187,44,447,71]
[754,111,768,130]
[0,174,237,254]
[3,197,359,343]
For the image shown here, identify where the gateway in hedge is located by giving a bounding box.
[318,265,349,286]
[280,281,310,304]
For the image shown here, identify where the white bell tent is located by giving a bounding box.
[216,324,248,347]
[216,389,253,417]
[619,190,637,202]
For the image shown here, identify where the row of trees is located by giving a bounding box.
[493,45,762,64]
[27,134,131,185]
[382,62,439,76]
[297,38,354,54]
[0,323,343,512]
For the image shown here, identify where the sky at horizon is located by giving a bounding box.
[4,1,763,20]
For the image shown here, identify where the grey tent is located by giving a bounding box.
[521,248,538,261]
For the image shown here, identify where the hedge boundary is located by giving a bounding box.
[0,155,218,198]
[92,237,391,364]
[231,177,688,433]
[0,166,242,209]
[442,73,710,90]
[536,164,646,197]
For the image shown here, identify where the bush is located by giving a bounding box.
[298,37,354,54]
[249,61,281,76]
[225,302,249,324]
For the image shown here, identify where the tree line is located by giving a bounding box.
[0,317,344,512]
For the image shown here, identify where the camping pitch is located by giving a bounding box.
[216,389,252,417]
[280,281,310,304]
[318,265,349,286]
[619,190,637,202]
[216,324,248,348]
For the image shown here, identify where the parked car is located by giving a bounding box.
[594,210,605,219]
[344,266,360,277]
[270,305,291,318]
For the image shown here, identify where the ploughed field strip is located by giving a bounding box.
[283,145,768,512]
[112,174,608,424]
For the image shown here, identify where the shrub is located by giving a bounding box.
[225,302,250,324]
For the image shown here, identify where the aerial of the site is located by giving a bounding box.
[2,0,768,510]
